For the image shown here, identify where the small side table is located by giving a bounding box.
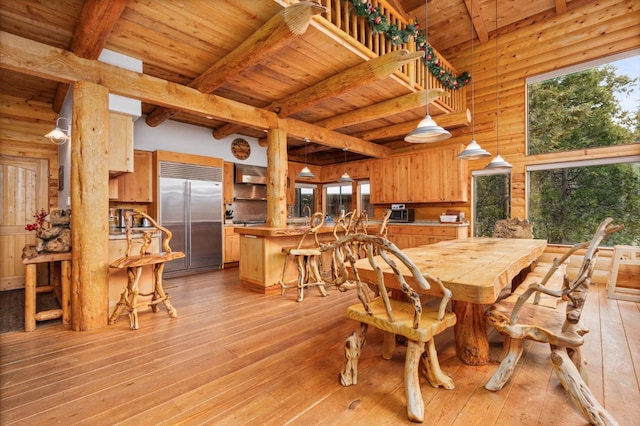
[22,249,72,332]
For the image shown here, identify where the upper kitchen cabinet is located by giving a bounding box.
[109,150,153,202]
[108,111,134,177]
[370,145,468,204]
[223,162,234,205]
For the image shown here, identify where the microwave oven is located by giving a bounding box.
[389,208,415,223]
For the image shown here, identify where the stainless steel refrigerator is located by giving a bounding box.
[159,161,223,276]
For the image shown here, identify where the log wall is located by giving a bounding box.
[440,0,639,219]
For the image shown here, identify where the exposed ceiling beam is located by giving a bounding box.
[213,49,423,140]
[52,0,130,112]
[555,0,567,14]
[313,88,446,129]
[463,0,489,43]
[0,31,390,159]
[145,1,325,128]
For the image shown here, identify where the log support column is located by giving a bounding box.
[266,124,288,228]
[70,81,110,331]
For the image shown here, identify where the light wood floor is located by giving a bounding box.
[1,268,638,425]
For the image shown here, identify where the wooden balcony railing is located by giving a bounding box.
[314,0,466,113]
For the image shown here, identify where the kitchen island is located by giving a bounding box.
[234,221,469,294]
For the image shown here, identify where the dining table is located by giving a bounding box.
[351,237,547,365]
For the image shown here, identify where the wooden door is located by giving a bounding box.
[0,155,49,290]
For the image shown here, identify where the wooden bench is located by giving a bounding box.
[108,211,185,330]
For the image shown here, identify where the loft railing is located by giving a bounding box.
[314,0,465,113]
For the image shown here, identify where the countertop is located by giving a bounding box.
[109,227,160,240]
[232,220,469,237]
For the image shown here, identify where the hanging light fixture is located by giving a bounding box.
[485,0,512,170]
[338,147,352,182]
[457,0,491,160]
[45,117,71,145]
[297,137,315,178]
[404,1,451,143]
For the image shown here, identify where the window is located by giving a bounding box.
[472,170,511,237]
[324,183,352,219]
[358,181,374,218]
[527,52,639,155]
[528,158,640,246]
[293,183,316,217]
[526,51,640,245]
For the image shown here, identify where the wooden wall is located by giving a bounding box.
[440,0,640,219]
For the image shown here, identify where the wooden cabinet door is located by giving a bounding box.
[224,227,240,263]
[223,162,234,205]
[369,159,384,204]
[394,155,412,202]
[108,112,134,176]
[122,150,152,202]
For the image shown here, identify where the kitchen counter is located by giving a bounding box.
[109,227,160,240]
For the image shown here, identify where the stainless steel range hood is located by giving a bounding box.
[235,164,267,185]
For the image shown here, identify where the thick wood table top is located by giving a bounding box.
[354,237,547,304]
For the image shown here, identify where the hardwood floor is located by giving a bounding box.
[1,268,638,425]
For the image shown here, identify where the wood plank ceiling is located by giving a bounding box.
[0,0,588,164]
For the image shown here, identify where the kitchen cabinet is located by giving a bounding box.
[223,162,234,205]
[109,150,153,202]
[369,145,468,204]
[387,223,469,249]
[108,111,134,177]
[224,226,240,264]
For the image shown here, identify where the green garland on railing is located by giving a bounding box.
[344,0,470,90]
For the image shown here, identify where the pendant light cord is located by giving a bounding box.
[425,1,429,109]
[495,0,500,155]
[470,0,476,140]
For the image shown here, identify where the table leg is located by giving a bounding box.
[128,267,143,330]
[24,264,36,332]
[61,260,71,324]
[153,262,177,318]
[452,300,489,365]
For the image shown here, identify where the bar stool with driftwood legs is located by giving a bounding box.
[108,210,185,330]
[278,212,329,302]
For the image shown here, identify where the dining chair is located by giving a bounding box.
[322,233,456,423]
[484,218,623,426]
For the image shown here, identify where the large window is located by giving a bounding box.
[526,52,640,245]
[292,183,316,217]
[324,183,352,219]
[473,170,511,237]
[358,181,374,218]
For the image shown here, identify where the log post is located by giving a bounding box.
[70,81,110,331]
[266,124,288,228]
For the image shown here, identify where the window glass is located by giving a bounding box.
[527,54,639,155]
[528,160,640,245]
[324,183,352,219]
[473,171,511,237]
[358,181,374,218]
[293,184,315,217]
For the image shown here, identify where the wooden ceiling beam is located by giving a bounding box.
[213,49,423,139]
[555,0,567,14]
[353,109,471,141]
[52,0,129,112]
[313,88,446,129]
[1,31,390,159]
[145,1,324,128]
[463,0,489,43]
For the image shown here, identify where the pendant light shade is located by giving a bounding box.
[297,137,316,178]
[484,0,512,170]
[404,1,451,144]
[404,114,451,143]
[457,139,491,160]
[338,147,352,182]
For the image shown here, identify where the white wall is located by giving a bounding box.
[134,118,268,166]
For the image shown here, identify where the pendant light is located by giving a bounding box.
[338,147,352,182]
[485,0,512,170]
[404,1,451,143]
[457,0,491,160]
[297,137,315,178]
